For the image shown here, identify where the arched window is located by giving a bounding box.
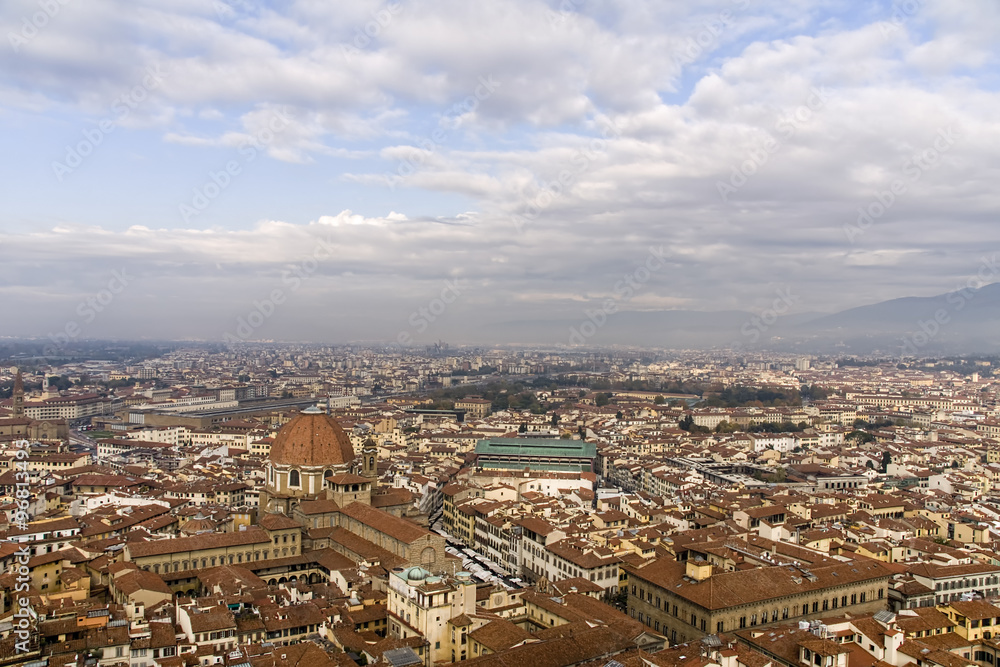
[289,469,300,487]
[325,470,333,487]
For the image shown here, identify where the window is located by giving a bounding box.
[740,616,747,628]
[289,469,300,487]
[691,613,697,627]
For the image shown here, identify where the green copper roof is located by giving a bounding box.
[474,438,597,458]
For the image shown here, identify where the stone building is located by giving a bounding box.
[626,557,893,645]
[259,406,448,571]
[260,406,356,515]
[125,518,302,575]
[0,371,68,443]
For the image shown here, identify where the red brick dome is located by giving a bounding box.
[269,407,355,467]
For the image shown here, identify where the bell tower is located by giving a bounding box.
[361,437,379,490]
[12,370,24,418]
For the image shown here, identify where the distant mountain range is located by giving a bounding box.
[481,283,1000,355]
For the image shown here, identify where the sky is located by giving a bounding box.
[1,0,998,347]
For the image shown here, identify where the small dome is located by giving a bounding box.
[269,409,355,467]
[180,517,216,535]
[403,566,432,582]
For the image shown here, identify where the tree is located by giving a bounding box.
[615,410,623,420]
[654,395,665,405]
[766,467,787,484]
[595,393,611,407]
[881,451,891,473]
[866,460,875,469]
[715,421,738,434]
[492,393,509,411]
[679,414,694,431]
[847,431,876,445]
[551,414,560,427]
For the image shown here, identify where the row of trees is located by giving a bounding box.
[699,385,803,408]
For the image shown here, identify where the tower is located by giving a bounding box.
[361,436,379,490]
[12,370,24,418]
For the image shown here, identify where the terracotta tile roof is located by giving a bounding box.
[113,569,173,596]
[468,618,532,652]
[457,625,634,667]
[257,513,300,531]
[187,606,236,633]
[339,502,430,544]
[127,526,271,559]
[946,600,1000,620]
[629,558,893,610]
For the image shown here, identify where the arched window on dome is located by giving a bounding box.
[289,469,300,487]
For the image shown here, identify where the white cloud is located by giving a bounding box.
[2,0,1000,343]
